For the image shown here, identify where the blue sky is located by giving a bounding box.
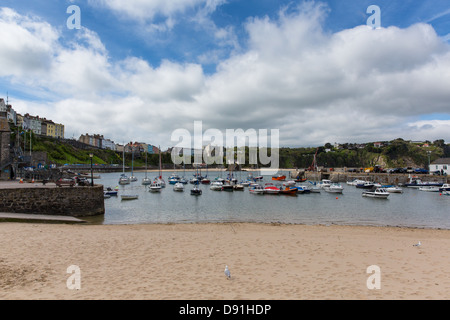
[1,0,450,148]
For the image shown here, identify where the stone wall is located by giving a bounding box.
[0,185,105,217]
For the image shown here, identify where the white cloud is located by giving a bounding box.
[2,3,450,149]
[90,0,205,22]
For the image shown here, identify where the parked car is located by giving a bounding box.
[55,178,76,187]
[389,168,405,174]
[414,168,429,174]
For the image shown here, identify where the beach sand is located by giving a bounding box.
[0,222,449,300]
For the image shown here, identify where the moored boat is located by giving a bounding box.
[210,181,223,191]
[249,184,265,195]
[386,186,403,193]
[279,186,298,196]
[419,186,440,192]
[362,188,390,199]
[264,183,280,195]
[439,184,450,192]
[405,176,443,188]
[118,174,130,185]
[121,195,139,201]
[149,181,162,192]
[323,183,344,194]
[272,175,286,181]
[173,182,185,192]
[190,186,202,195]
[356,182,375,189]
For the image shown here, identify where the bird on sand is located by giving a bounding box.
[413,241,421,247]
[224,265,231,279]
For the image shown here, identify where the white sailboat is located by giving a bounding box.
[118,145,130,185]
[130,147,137,182]
[155,145,166,188]
[142,150,151,185]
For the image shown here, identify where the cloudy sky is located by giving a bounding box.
[1,0,450,149]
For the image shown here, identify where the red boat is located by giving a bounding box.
[272,175,286,181]
[264,183,280,194]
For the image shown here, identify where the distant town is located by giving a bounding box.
[0,97,160,155]
[1,96,449,180]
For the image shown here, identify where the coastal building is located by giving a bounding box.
[79,133,115,150]
[0,98,17,125]
[23,114,42,135]
[102,138,116,151]
[148,145,159,154]
[430,158,450,175]
[0,117,12,180]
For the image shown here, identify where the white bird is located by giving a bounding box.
[413,241,421,247]
[224,265,231,279]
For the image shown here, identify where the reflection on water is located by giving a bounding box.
[93,171,450,229]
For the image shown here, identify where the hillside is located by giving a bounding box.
[13,130,450,170]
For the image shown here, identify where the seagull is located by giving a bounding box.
[413,241,421,247]
[224,265,231,279]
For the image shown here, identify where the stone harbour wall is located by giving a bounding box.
[0,185,105,217]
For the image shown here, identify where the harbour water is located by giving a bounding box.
[93,171,450,229]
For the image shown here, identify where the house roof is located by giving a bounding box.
[431,158,450,165]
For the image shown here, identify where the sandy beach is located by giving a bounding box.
[0,222,449,300]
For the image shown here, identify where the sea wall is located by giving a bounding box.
[303,172,449,185]
[0,185,105,217]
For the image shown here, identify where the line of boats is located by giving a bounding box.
[346,177,450,199]
[107,174,450,200]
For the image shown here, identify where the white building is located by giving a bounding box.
[430,158,450,175]
[102,138,116,151]
[23,114,42,135]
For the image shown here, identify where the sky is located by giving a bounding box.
[1,0,450,150]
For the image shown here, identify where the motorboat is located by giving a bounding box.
[356,182,375,189]
[282,180,296,187]
[264,183,280,195]
[279,186,298,196]
[104,187,118,196]
[419,186,440,192]
[405,176,443,188]
[173,182,185,192]
[362,188,390,199]
[295,185,312,194]
[272,175,286,181]
[439,184,450,192]
[347,179,366,186]
[210,181,223,191]
[149,181,162,192]
[386,186,403,193]
[249,184,265,195]
[323,183,344,194]
[318,179,332,188]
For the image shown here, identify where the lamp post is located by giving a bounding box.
[89,153,94,186]
[427,151,432,175]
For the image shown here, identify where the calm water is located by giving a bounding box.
[92,171,450,229]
